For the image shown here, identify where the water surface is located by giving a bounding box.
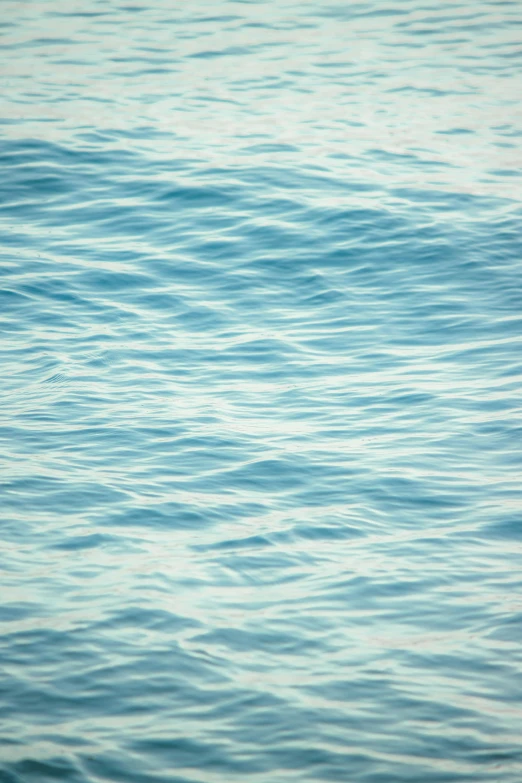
[1,1,522,781]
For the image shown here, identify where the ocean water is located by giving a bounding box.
[1,0,522,781]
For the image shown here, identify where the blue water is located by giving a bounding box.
[1,1,522,781]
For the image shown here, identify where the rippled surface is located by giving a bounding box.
[1,1,522,781]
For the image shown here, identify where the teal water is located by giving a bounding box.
[1,1,522,781]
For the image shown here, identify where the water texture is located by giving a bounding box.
[1,1,522,781]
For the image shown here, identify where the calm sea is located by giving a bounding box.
[1,1,522,781]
